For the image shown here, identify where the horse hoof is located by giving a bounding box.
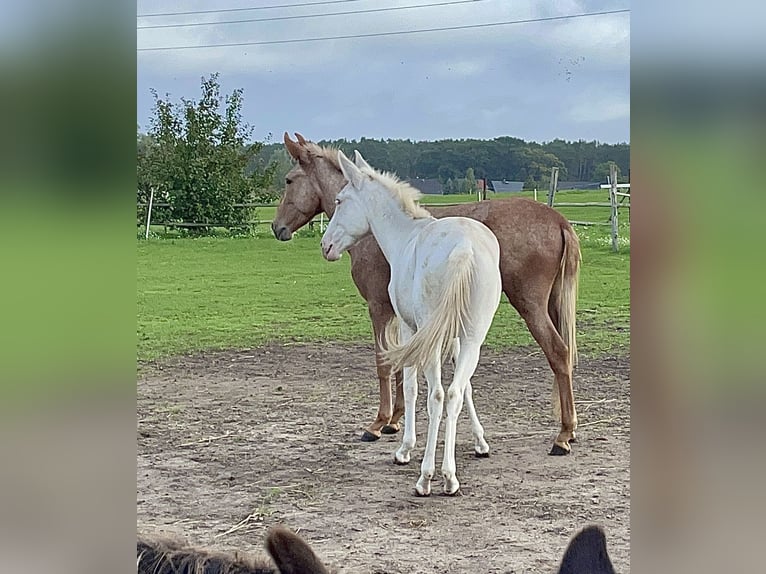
[474,451,490,458]
[361,431,380,442]
[381,425,399,435]
[393,456,409,466]
[414,488,431,497]
[549,443,571,456]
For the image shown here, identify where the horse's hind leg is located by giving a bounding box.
[393,366,417,465]
[450,339,488,456]
[519,301,578,455]
[464,381,490,457]
[415,356,444,497]
[442,341,482,495]
[394,322,418,465]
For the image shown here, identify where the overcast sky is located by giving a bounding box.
[137,0,630,144]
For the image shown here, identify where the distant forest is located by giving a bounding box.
[254,136,630,190]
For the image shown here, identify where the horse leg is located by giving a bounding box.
[448,336,490,456]
[394,322,417,464]
[463,381,490,457]
[384,369,405,434]
[442,342,482,495]
[415,356,443,497]
[393,366,417,465]
[449,337,488,455]
[520,301,578,455]
[361,301,397,441]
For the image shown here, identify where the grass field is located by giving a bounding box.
[138,192,629,363]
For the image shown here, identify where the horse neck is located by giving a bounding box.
[362,190,429,263]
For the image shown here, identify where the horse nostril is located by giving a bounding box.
[273,224,291,241]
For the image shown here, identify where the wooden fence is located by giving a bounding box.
[140,171,629,250]
[546,165,630,251]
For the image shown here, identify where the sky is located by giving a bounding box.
[137,0,630,144]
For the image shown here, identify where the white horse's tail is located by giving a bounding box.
[381,249,474,372]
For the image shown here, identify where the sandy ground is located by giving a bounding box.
[137,342,630,573]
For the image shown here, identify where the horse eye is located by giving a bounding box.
[334,198,341,205]
[285,177,292,185]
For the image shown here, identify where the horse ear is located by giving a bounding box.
[284,132,301,160]
[265,527,330,574]
[338,149,364,189]
[557,526,616,574]
[284,132,310,166]
[353,150,372,171]
[295,132,307,144]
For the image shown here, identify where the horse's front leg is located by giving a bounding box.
[385,368,405,434]
[361,302,397,441]
[415,357,443,497]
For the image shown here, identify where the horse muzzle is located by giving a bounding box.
[271,222,292,241]
[321,240,341,261]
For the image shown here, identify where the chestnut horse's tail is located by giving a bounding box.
[551,224,581,420]
[381,249,474,372]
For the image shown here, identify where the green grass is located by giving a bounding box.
[137,214,629,363]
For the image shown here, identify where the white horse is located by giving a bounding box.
[321,150,502,496]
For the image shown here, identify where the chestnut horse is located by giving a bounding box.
[273,133,580,455]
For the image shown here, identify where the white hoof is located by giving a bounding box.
[474,439,490,457]
[415,476,431,496]
[443,476,460,495]
[394,449,410,465]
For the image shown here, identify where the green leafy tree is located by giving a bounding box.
[594,161,621,183]
[140,74,276,234]
[465,167,477,194]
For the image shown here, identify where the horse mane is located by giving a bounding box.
[300,141,430,219]
[302,142,342,170]
[137,534,275,574]
[360,168,431,219]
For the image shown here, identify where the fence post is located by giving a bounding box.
[320,213,325,233]
[144,187,155,240]
[547,167,559,207]
[609,164,619,251]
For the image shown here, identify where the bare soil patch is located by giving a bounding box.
[138,343,630,573]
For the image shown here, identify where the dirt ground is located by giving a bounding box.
[137,343,630,573]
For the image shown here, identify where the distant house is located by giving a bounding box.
[557,181,600,190]
[489,180,525,193]
[406,178,443,195]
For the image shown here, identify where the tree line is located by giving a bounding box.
[256,134,629,191]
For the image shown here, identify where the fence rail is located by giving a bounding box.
[546,166,630,251]
[139,184,629,249]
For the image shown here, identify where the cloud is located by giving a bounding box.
[569,90,631,123]
[136,0,631,142]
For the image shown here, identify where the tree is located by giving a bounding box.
[594,161,621,183]
[465,167,477,194]
[139,74,276,234]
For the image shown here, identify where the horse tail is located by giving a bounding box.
[381,248,474,372]
[551,224,581,420]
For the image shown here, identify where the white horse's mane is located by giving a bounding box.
[359,168,431,219]
[304,142,431,220]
